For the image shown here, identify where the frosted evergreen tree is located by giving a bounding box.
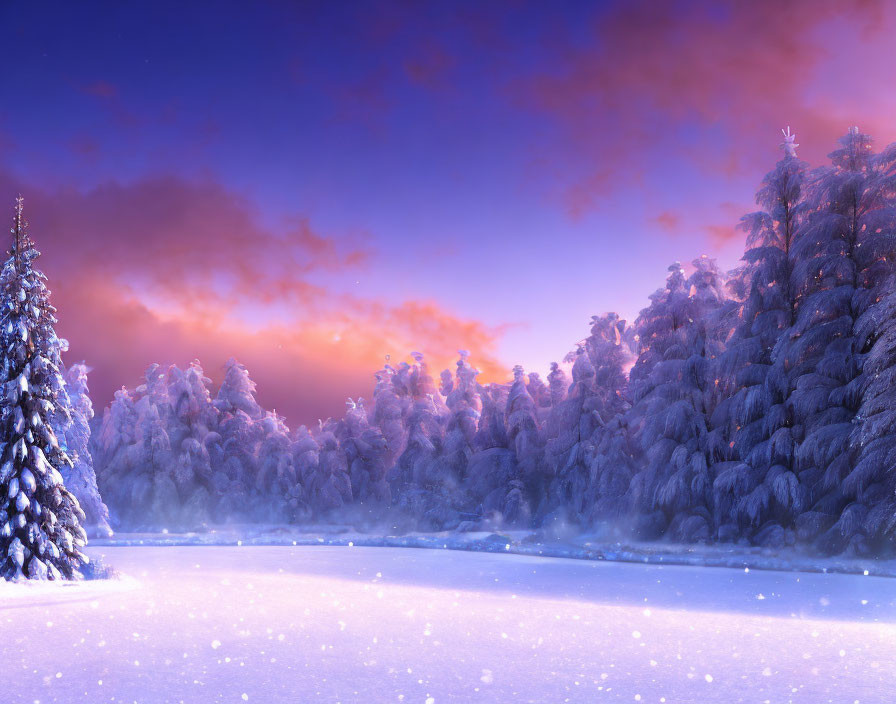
[0,197,88,580]
[625,261,727,540]
[255,410,302,520]
[584,413,638,525]
[506,366,541,478]
[215,357,264,420]
[165,362,217,524]
[786,127,885,550]
[473,382,510,452]
[92,385,138,526]
[371,357,410,469]
[290,424,320,521]
[94,363,217,529]
[212,358,264,516]
[846,282,896,550]
[433,352,481,517]
[462,368,521,527]
[389,353,453,528]
[492,365,539,523]
[336,398,390,513]
[542,313,631,527]
[542,344,598,527]
[58,362,111,537]
[311,420,353,514]
[99,364,177,528]
[547,362,568,407]
[624,265,689,539]
[577,313,637,525]
[713,134,809,544]
[834,137,896,552]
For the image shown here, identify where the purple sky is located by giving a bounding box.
[2,0,895,424]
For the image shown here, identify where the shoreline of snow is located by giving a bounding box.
[89,526,896,579]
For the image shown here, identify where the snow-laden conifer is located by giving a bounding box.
[626,259,728,540]
[786,127,882,551]
[0,197,88,580]
[714,137,809,543]
[58,362,112,537]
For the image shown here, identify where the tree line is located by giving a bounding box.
[91,127,896,557]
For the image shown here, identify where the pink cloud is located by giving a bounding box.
[652,211,682,232]
[0,171,509,424]
[521,0,890,215]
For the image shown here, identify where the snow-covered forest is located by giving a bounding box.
[80,128,896,556]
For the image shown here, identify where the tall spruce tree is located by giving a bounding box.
[626,260,728,540]
[787,127,884,551]
[713,137,809,544]
[0,197,88,580]
[840,138,896,552]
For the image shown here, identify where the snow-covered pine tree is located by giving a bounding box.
[847,280,896,550]
[215,357,264,420]
[837,137,896,552]
[445,352,521,529]
[338,398,391,515]
[786,127,888,551]
[371,357,410,470]
[625,260,728,540]
[0,197,88,580]
[547,362,568,408]
[505,365,542,499]
[389,352,453,528]
[542,345,597,526]
[211,358,264,518]
[58,362,112,537]
[713,136,809,545]
[164,362,217,525]
[291,424,320,518]
[310,418,353,514]
[545,313,632,527]
[255,410,302,520]
[91,385,138,526]
[433,351,481,517]
[578,313,638,525]
[472,382,510,452]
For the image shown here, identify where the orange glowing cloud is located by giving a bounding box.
[0,171,509,424]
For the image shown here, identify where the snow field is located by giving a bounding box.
[1,545,895,703]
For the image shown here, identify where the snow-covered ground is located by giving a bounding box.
[2,545,895,703]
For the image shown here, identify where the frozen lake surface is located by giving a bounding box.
[2,545,895,703]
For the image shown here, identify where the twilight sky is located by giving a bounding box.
[2,0,895,425]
